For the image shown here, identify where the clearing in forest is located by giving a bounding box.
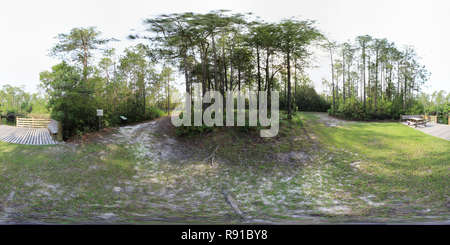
[1,112,450,224]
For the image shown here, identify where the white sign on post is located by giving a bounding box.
[97,109,103,131]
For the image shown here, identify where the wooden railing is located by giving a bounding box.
[429,116,438,123]
[16,117,51,128]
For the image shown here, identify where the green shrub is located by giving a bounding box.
[174,109,213,136]
[146,107,165,120]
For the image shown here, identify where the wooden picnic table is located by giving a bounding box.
[408,117,426,128]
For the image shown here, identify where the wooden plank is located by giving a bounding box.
[25,128,33,145]
[0,126,15,139]
[15,128,24,144]
[48,132,55,145]
[9,128,21,143]
[17,121,49,124]
[7,128,19,142]
[7,128,19,144]
[17,121,50,123]
[21,128,30,144]
[36,129,41,145]
[16,118,51,129]
[19,128,27,144]
[17,124,48,127]
[23,128,30,144]
[19,128,29,144]
[29,128,34,145]
[44,129,51,145]
[17,123,49,126]
[2,127,18,142]
[41,129,47,145]
[19,128,28,145]
[35,129,40,145]
[9,128,21,144]
[51,127,58,144]
[44,129,50,145]
[17,123,49,125]
[30,128,36,145]
[17,125,48,129]
[16,120,48,123]
[34,128,39,145]
[40,129,46,145]
[41,128,46,145]
[17,118,51,121]
[32,128,37,145]
[37,128,42,145]
[1,126,17,142]
[47,128,53,145]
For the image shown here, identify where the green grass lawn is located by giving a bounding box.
[304,112,450,216]
[0,141,141,221]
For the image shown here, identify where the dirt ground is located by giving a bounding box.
[5,113,448,224]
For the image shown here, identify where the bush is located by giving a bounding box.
[174,109,213,136]
[327,108,333,116]
[174,109,269,136]
[109,116,121,127]
[438,115,448,125]
[146,107,165,120]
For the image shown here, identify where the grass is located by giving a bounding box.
[0,141,141,221]
[304,111,450,216]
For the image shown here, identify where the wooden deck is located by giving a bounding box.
[0,125,59,145]
[401,122,450,141]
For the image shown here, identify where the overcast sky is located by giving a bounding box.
[1,0,449,95]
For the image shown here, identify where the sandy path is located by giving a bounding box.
[310,112,358,127]
[112,115,197,164]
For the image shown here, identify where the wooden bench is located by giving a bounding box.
[400,115,426,128]
[46,119,63,142]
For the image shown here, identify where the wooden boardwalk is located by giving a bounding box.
[401,122,450,141]
[0,125,59,145]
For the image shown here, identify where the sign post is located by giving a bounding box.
[97,109,103,131]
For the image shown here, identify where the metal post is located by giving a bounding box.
[99,116,101,131]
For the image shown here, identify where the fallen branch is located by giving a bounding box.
[221,187,243,215]
[203,145,219,162]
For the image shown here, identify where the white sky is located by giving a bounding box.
[1,0,449,96]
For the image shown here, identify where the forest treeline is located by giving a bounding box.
[1,10,438,138]
[0,85,49,118]
[323,35,430,120]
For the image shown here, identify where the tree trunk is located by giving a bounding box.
[113,53,117,115]
[287,51,291,120]
[363,46,366,109]
[201,46,208,110]
[342,48,345,103]
[330,47,335,113]
[294,59,298,112]
[223,44,228,92]
[257,45,261,95]
[184,50,190,94]
[347,56,351,99]
[375,49,378,109]
[167,74,170,115]
[212,34,219,92]
[404,66,407,113]
[265,47,270,91]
